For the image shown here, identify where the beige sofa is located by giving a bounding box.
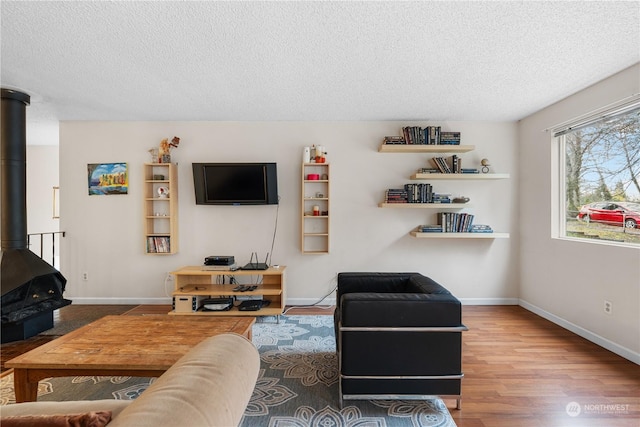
[1,333,260,426]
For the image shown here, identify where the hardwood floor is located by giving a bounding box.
[453,306,638,427]
[1,305,637,426]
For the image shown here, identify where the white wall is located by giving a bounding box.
[59,121,518,305]
[27,145,59,233]
[518,64,640,363]
[26,145,60,265]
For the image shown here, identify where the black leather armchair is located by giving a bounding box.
[334,272,467,409]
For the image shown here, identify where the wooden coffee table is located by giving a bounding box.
[5,315,255,402]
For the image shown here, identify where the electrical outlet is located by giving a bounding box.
[604,300,612,315]
[82,272,89,281]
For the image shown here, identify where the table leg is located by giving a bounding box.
[13,369,39,402]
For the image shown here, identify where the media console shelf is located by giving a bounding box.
[169,266,286,317]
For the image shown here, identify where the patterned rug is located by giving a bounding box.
[0,315,456,427]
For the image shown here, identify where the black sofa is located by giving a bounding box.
[334,272,467,409]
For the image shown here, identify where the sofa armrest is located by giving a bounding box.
[340,292,462,327]
[0,400,131,419]
[109,333,259,427]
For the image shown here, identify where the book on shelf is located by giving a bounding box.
[437,212,476,232]
[461,168,480,174]
[402,126,426,145]
[431,194,452,203]
[417,224,444,232]
[417,168,440,174]
[147,237,157,253]
[383,136,405,144]
[431,155,462,173]
[440,131,461,145]
[432,157,452,173]
[384,127,459,145]
[147,236,171,253]
[384,184,454,204]
[470,224,493,233]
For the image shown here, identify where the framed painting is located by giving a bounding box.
[87,163,129,195]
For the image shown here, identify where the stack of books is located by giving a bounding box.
[416,225,444,233]
[438,212,476,232]
[381,127,461,145]
[470,224,493,233]
[384,185,451,204]
[384,189,408,203]
[383,136,405,144]
[432,155,463,173]
[147,236,170,253]
[440,132,461,145]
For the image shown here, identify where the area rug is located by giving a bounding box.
[0,315,456,427]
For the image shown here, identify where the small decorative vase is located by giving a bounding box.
[161,154,171,164]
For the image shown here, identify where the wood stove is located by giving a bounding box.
[1,88,71,343]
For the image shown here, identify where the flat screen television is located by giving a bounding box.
[192,162,279,205]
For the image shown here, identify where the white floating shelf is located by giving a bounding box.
[379,203,470,209]
[410,232,510,239]
[379,144,475,153]
[410,173,510,180]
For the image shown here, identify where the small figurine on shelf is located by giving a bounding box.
[148,148,159,163]
[481,158,491,173]
[158,136,181,163]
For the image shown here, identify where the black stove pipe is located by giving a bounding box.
[1,88,30,251]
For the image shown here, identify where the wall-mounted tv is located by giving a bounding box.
[192,162,279,205]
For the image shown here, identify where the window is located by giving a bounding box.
[556,99,640,246]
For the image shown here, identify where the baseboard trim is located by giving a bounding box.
[69,297,172,305]
[519,299,639,365]
[69,297,520,307]
[459,298,519,305]
[286,298,336,307]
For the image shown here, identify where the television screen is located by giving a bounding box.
[192,163,278,205]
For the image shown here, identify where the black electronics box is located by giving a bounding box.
[204,255,235,266]
[201,297,234,311]
[238,300,270,311]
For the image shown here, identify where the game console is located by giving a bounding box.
[204,255,235,266]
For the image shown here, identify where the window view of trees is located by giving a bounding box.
[562,107,640,245]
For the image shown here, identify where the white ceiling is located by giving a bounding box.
[1,1,639,145]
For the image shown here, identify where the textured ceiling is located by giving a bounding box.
[1,1,639,144]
